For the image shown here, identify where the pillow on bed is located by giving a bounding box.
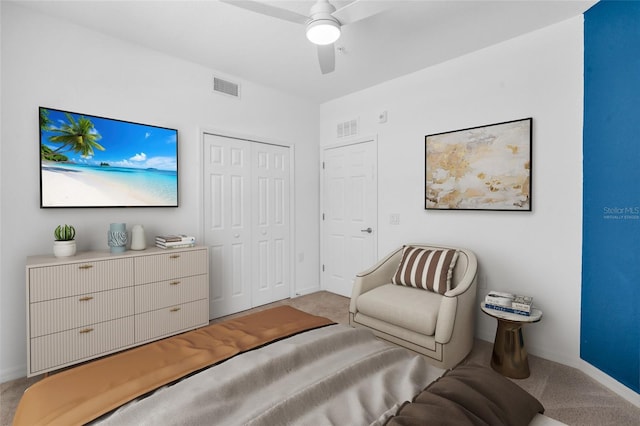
[385,363,544,426]
[391,246,459,295]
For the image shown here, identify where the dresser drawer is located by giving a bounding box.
[135,275,208,313]
[134,248,208,284]
[31,288,134,337]
[29,258,134,302]
[30,316,135,374]
[135,299,208,343]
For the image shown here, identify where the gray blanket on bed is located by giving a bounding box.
[97,325,444,426]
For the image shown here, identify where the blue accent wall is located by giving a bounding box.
[582,0,640,393]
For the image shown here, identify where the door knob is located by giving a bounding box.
[360,227,373,234]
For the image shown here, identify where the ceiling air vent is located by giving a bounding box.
[213,76,240,98]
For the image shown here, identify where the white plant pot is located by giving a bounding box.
[53,240,76,258]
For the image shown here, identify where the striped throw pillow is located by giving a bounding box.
[391,246,459,295]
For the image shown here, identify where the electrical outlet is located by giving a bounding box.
[390,214,400,225]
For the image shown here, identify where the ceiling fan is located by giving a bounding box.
[221,0,394,74]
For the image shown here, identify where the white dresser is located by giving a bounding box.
[26,246,209,377]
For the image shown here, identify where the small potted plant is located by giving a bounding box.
[53,224,76,257]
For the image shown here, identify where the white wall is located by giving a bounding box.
[0,3,320,381]
[320,17,584,367]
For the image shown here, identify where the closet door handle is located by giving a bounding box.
[360,227,373,234]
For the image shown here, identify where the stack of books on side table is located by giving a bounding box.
[155,235,196,249]
[484,291,533,316]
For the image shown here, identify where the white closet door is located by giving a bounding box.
[251,143,290,307]
[203,134,252,318]
[203,134,291,319]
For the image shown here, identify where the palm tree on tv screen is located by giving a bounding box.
[42,110,105,158]
[39,108,52,131]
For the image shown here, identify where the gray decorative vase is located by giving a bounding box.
[108,223,127,253]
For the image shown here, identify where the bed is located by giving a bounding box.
[14,306,564,426]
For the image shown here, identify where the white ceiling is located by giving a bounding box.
[12,0,597,103]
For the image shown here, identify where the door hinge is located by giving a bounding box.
[322,264,325,272]
[322,161,325,169]
[322,213,325,220]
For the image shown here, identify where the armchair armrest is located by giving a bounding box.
[349,247,403,314]
[436,249,478,344]
[444,249,478,297]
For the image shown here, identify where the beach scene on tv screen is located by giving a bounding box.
[40,108,178,207]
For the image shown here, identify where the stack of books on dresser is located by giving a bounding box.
[484,291,533,316]
[155,235,196,249]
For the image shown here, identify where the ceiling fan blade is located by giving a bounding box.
[317,44,335,74]
[332,0,395,25]
[220,0,308,25]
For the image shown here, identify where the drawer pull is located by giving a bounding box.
[170,307,181,312]
[78,264,94,270]
[79,328,94,334]
[78,296,94,302]
[169,254,181,259]
[169,281,181,286]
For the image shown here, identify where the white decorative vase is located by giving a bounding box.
[53,240,76,258]
[130,225,146,250]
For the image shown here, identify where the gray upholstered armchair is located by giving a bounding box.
[349,244,478,369]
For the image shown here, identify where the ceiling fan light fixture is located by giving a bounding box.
[306,19,341,45]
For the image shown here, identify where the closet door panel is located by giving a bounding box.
[203,134,252,318]
[203,134,291,317]
[251,143,290,307]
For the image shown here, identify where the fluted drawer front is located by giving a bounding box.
[26,247,210,376]
[30,258,134,302]
[30,316,135,373]
[134,248,208,284]
[135,275,208,313]
[135,299,208,343]
[31,288,134,337]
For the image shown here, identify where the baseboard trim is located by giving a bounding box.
[578,359,640,408]
[474,334,640,408]
[293,285,321,297]
[1,364,26,383]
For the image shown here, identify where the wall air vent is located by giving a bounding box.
[337,118,358,138]
[213,76,240,98]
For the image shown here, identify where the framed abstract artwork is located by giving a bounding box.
[425,118,532,211]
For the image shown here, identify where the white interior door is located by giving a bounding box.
[203,133,291,319]
[251,143,290,307]
[203,134,252,318]
[322,139,377,297]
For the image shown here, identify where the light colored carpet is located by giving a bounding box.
[2,291,639,426]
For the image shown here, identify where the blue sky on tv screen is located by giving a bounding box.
[41,108,177,171]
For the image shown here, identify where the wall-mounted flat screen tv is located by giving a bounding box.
[39,107,178,208]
